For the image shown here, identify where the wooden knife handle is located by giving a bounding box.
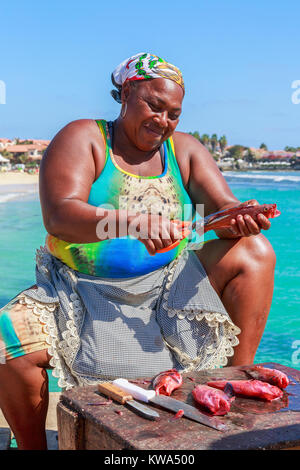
[97,382,133,404]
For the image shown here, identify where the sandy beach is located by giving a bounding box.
[0,171,39,186]
[0,172,39,201]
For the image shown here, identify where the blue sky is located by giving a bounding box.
[1,0,300,149]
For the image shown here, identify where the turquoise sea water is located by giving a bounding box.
[0,171,299,392]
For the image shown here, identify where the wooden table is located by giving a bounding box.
[56,363,300,450]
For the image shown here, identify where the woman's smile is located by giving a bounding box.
[143,124,165,138]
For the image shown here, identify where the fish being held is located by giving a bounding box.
[192,383,235,416]
[245,365,290,389]
[200,203,281,234]
[156,203,281,254]
[152,369,183,396]
[207,379,283,402]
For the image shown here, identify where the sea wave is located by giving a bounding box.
[0,189,38,204]
[223,171,300,185]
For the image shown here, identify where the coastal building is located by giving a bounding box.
[0,141,49,162]
[0,138,12,149]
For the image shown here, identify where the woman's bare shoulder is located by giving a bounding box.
[48,119,103,148]
[43,118,106,177]
[172,131,208,154]
[39,119,107,210]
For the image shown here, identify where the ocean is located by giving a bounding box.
[0,171,299,392]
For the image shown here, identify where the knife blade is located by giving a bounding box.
[156,208,234,254]
[113,378,228,431]
[98,382,160,420]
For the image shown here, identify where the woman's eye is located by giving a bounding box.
[148,102,160,112]
[147,101,180,120]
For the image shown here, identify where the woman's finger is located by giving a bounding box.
[160,224,174,248]
[236,214,250,236]
[243,215,261,235]
[229,219,239,235]
[142,238,158,256]
[257,214,271,230]
[169,221,185,241]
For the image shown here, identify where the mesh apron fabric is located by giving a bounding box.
[20,246,240,390]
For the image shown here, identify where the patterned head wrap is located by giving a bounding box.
[111,52,184,103]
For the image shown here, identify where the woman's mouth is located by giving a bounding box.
[144,125,164,137]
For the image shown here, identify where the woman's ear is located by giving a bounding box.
[120,81,131,103]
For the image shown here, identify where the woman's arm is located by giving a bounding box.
[173,132,271,239]
[39,119,130,243]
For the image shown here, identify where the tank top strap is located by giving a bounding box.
[165,135,181,178]
[95,119,110,165]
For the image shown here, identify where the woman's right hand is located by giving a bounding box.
[127,213,189,256]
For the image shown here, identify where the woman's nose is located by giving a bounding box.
[153,111,168,127]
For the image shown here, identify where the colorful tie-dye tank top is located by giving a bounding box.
[46,120,194,278]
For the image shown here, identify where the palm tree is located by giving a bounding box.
[219,135,227,156]
[200,134,210,148]
[260,143,268,150]
[190,131,201,141]
[210,134,218,154]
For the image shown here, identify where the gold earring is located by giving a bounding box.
[121,102,127,119]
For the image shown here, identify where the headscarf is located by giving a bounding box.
[111,52,184,103]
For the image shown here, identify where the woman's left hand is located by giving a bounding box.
[229,199,272,237]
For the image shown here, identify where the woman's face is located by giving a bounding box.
[121,78,184,151]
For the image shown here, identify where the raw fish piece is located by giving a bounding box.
[207,379,283,402]
[192,383,235,416]
[246,366,289,389]
[152,369,182,396]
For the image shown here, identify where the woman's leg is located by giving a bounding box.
[196,233,276,365]
[0,349,51,450]
[0,292,52,449]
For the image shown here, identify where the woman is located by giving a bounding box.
[0,53,276,449]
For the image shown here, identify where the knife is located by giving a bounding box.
[113,378,228,431]
[98,382,160,420]
[156,205,251,254]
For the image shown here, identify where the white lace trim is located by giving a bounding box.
[161,249,241,371]
[19,247,102,390]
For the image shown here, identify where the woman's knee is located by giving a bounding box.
[241,233,276,270]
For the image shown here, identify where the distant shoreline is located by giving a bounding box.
[0,171,39,187]
[221,168,299,172]
[0,168,298,191]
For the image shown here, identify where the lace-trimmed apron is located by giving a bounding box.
[0,246,240,390]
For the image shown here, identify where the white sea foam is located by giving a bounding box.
[224,171,300,184]
[0,189,38,204]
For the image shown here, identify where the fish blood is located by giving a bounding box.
[173,409,184,419]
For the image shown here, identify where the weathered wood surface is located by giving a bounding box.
[56,402,84,450]
[57,363,300,450]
